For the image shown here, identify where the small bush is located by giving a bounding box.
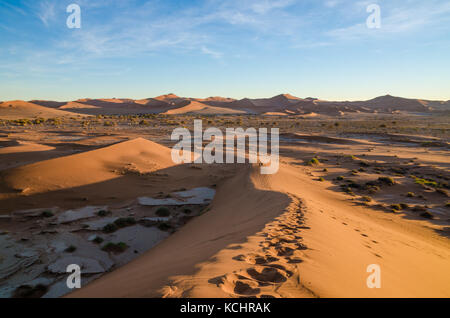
[336,176,344,181]
[391,204,402,211]
[412,176,438,188]
[102,242,128,254]
[103,223,119,233]
[420,212,434,220]
[65,245,77,253]
[93,236,104,244]
[157,222,172,231]
[155,207,170,217]
[97,210,110,217]
[114,217,136,228]
[407,192,415,198]
[378,177,395,186]
[318,177,325,182]
[41,211,54,218]
[400,203,409,210]
[307,158,320,166]
[361,196,372,202]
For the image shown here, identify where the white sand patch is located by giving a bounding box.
[57,206,107,224]
[138,187,215,206]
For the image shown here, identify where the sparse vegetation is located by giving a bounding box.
[390,204,402,211]
[407,192,415,198]
[114,217,136,228]
[93,236,104,244]
[65,245,77,253]
[307,158,320,166]
[157,222,172,231]
[420,212,434,220]
[155,207,170,217]
[41,210,54,218]
[97,210,110,217]
[412,176,439,188]
[378,177,395,186]
[103,223,119,233]
[102,242,128,253]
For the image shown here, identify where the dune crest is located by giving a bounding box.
[1,138,175,195]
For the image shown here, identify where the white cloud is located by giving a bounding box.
[201,46,223,59]
[37,0,56,26]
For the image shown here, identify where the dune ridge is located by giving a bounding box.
[2,94,448,118]
[0,138,174,195]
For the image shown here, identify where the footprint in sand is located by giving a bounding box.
[246,265,289,284]
[233,253,279,265]
[209,273,261,296]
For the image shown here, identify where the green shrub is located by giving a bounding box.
[407,192,415,198]
[103,223,119,233]
[114,217,136,228]
[336,176,344,181]
[157,222,171,231]
[65,245,77,253]
[155,207,170,217]
[307,158,320,166]
[412,176,438,188]
[102,242,128,253]
[93,236,104,244]
[420,212,434,220]
[378,177,395,186]
[97,210,110,217]
[41,211,54,218]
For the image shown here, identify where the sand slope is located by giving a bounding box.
[70,160,450,298]
[164,101,245,115]
[0,138,174,195]
[0,101,81,119]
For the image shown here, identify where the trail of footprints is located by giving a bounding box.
[208,196,308,298]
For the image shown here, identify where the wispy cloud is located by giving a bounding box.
[201,46,223,59]
[37,0,56,26]
[327,0,450,41]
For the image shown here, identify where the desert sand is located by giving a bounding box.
[0,95,449,298]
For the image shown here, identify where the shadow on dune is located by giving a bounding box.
[0,162,237,213]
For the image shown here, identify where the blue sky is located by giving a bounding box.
[0,0,449,101]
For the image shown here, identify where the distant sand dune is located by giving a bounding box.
[164,101,245,115]
[0,100,82,119]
